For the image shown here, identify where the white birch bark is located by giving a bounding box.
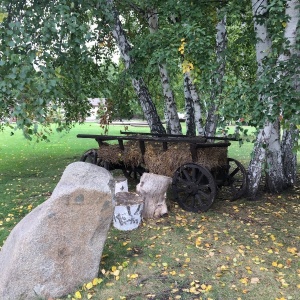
[167,11,203,135]
[158,63,182,134]
[252,0,272,74]
[278,0,300,185]
[168,11,202,135]
[107,0,165,134]
[281,124,298,187]
[277,0,299,63]
[265,120,285,192]
[184,73,196,136]
[205,11,227,137]
[147,9,182,134]
[185,72,204,135]
[248,0,273,199]
[248,122,272,199]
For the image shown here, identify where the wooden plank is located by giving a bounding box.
[120,131,239,141]
[162,142,168,151]
[190,144,198,162]
[118,139,124,151]
[139,140,145,155]
[77,134,231,148]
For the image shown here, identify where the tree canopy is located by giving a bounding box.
[0,0,299,137]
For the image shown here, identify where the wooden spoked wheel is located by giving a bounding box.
[122,166,145,181]
[172,163,217,212]
[223,158,247,201]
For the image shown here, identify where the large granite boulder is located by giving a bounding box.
[0,162,115,300]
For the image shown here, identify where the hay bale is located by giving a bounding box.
[97,141,228,176]
[97,144,123,165]
[98,141,143,168]
[144,143,227,177]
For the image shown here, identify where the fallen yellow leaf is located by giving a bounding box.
[287,247,298,255]
[240,277,248,285]
[86,282,93,289]
[205,284,212,292]
[74,291,82,299]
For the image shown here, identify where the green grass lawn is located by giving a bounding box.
[0,123,299,300]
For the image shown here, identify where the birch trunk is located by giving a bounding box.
[277,0,299,63]
[265,120,285,192]
[107,0,165,134]
[247,0,273,199]
[281,124,298,187]
[184,73,196,136]
[278,0,299,186]
[247,123,272,199]
[158,63,182,134]
[148,9,182,135]
[205,11,227,137]
[185,72,204,135]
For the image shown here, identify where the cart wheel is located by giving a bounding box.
[223,158,247,201]
[80,148,107,167]
[122,166,145,181]
[172,163,217,212]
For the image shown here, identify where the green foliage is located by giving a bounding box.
[0,0,115,137]
[1,0,299,140]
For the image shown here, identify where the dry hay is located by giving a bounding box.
[98,141,228,177]
[144,142,228,177]
[98,141,143,168]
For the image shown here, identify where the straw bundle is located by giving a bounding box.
[144,143,227,177]
[98,141,228,177]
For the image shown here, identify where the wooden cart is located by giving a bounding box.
[77,132,247,213]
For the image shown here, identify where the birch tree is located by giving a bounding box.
[107,0,165,134]
[185,72,204,135]
[247,0,300,197]
[183,72,196,136]
[247,0,275,199]
[282,124,298,187]
[205,10,227,137]
[179,38,204,136]
[147,8,182,134]
[264,0,300,191]
[278,0,300,187]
